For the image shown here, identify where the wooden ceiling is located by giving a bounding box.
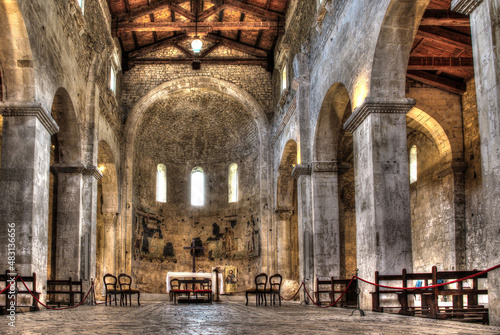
[407,0,473,94]
[107,0,289,70]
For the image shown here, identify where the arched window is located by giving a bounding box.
[228,163,238,203]
[410,145,417,184]
[191,167,204,206]
[156,164,167,203]
[78,0,85,14]
[281,63,288,92]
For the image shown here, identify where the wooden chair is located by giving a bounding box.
[194,278,212,303]
[245,273,268,306]
[267,274,283,306]
[118,274,140,306]
[171,278,191,304]
[103,274,120,306]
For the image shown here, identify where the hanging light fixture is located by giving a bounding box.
[191,13,203,53]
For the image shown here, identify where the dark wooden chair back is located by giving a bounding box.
[201,278,211,290]
[118,274,132,291]
[269,274,282,292]
[103,274,118,291]
[170,279,180,291]
[255,273,268,291]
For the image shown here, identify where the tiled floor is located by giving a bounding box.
[2,297,500,335]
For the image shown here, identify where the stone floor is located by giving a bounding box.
[2,296,500,335]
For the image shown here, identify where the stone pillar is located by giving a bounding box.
[275,208,294,280]
[292,164,314,302]
[311,161,341,279]
[103,213,117,276]
[0,104,59,302]
[344,98,414,309]
[452,0,500,325]
[51,164,101,282]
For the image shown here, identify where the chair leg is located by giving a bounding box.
[137,292,140,306]
[245,292,249,306]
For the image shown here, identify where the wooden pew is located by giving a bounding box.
[46,278,84,307]
[0,271,40,314]
[371,267,489,324]
[430,266,488,324]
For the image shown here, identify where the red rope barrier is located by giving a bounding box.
[280,282,304,301]
[0,275,20,294]
[18,277,95,310]
[355,263,500,290]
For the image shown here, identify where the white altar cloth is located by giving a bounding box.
[166,272,224,294]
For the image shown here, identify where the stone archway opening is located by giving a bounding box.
[96,140,119,297]
[313,83,356,280]
[276,139,300,297]
[48,88,83,281]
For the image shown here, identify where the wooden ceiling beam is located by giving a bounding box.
[116,21,283,34]
[117,0,194,22]
[407,70,466,94]
[407,57,474,70]
[128,33,189,58]
[198,3,229,21]
[419,10,470,26]
[199,41,222,57]
[205,33,268,57]
[224,0,285,21]
[130,57,268,66]
[416,26,472,52]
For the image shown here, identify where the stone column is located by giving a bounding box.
[452,0,500,325]
[311,161,341,280]
[0,104,59,302]
[344,98,414,309]
[103,213,117,276]
[51,164,101,282]
[275,208,294,280]
[292,164,314,302]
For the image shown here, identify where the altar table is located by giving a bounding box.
[166,272,225,295]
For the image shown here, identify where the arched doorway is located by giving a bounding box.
[313,83,355,279]
[276,140,300,290]
[95,140,119,296]
[48,87,82,280]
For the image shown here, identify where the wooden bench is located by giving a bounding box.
[0,271,40,314]
[371,266,489,324]
[46,278,84,307]
[314,277,333,306]
[430,266,488,324]
[315,277,357,307]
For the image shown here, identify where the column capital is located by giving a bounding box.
[311,161,350,173]
[291,164,311,179]
[451,0,483,15]
[275,207,294,220]
[51,163,103,180]
[0,102,59,135]
[343,98,415,133]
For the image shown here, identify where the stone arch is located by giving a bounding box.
[370,0,430,98]
[407,106,454,168]
[276,140,299,287]
[51,87,81,164]
[122,76,270,275]
[314,83,352,162]
[0,0,36,101]
[96,140,119,295]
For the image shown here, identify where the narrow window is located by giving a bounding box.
[281,64,288,92]
[78,0,85,15]
[410,145,417,184]
[110,65,117,94]
[228,163,238,203]
[156,164,167,203]
[191,167,204,206]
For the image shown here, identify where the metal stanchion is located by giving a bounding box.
[350,269,365,316]
[88,279,96,306]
